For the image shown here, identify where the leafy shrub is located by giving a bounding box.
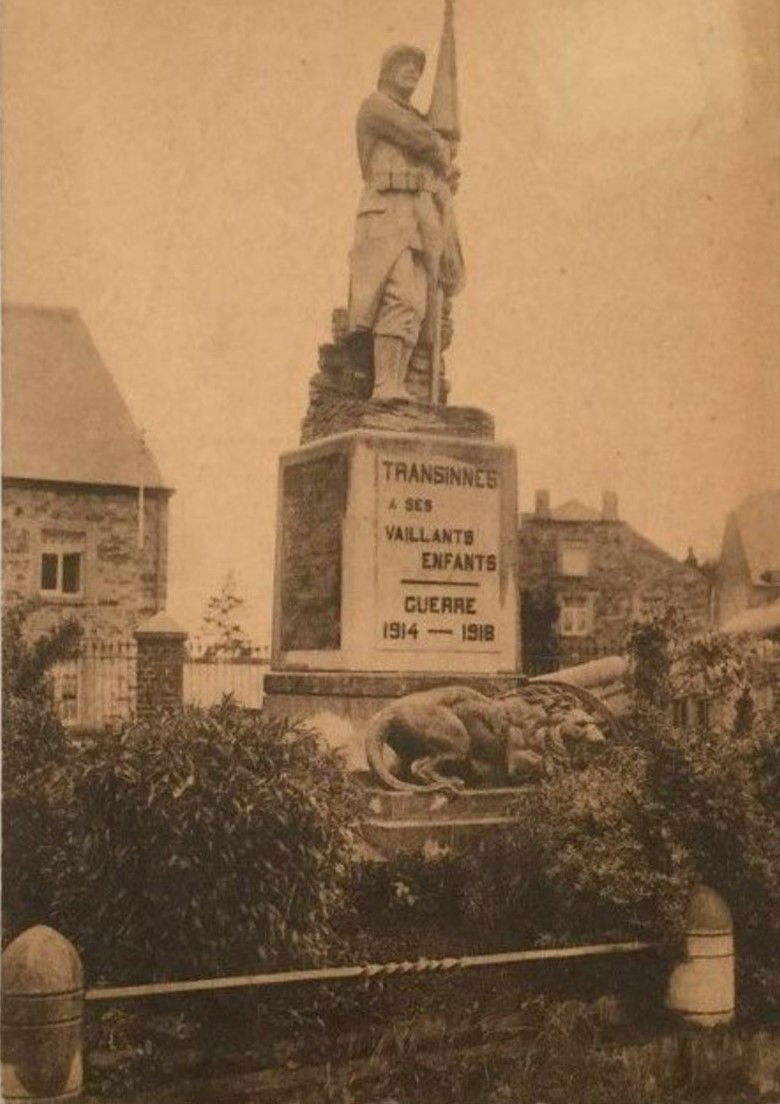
[459,747,694,954]
[459,614,780,1015]
[647,709,780,1015]
[2,606,81,935]
[6,700,362,984]
[345,844,501,966]
[1,604,80,777]
[351,846,465,930]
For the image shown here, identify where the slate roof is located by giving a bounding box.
[3,304,168,491]
[729,490,780,586]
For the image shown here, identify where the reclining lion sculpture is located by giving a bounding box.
[364,681,623,792]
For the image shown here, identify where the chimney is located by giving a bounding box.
[535,490,551,518]
[602,491,619,521]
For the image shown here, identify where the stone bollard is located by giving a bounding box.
[2,926,84,1102]
[665,885,735,1027]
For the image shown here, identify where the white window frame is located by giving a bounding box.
[39,532,86,598]
[559,540,590,578]
[559,594,593,637]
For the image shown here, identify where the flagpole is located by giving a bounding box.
[427,0,462,405]
[137,428,146,551]
[430,287,444,403]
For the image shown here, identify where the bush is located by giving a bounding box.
[6,700,362,984]
[460,746,695,953]
[459,615,780,1015]
[1,604,80,778]
[647,709,780,1015]
[346,846,478,964]
[2,606,81,935]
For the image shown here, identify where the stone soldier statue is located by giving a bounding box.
[347,29,464,402]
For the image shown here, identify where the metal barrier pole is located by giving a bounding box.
[85,940,655,1002]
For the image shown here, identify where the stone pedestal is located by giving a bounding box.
[263,426,521,762]
[359,782,523,857]
[134,611,188,720]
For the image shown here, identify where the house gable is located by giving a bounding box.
[2,305,171,637]
[519,494,710,669]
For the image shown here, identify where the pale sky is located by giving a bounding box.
[4,0,779,640]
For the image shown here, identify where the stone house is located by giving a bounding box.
[519,490,710,673]
[715,490,780,625]
[2,304,172,641]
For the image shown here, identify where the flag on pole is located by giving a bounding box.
[427,0,460,141]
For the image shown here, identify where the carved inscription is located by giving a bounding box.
[280,453,347,651]
[375,453,503,653]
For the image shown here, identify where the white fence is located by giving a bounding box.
[184,655,267,710]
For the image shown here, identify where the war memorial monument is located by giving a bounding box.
[262,3,620,815]
[264,8,518,696]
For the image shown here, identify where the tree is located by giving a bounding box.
[520,585,560,675]
[199,572,253,660]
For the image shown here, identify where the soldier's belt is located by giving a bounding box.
[371,170,434,193]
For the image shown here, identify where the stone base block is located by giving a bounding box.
[272,429,519,674]
[360,778,523,821]
[358,780,524,858]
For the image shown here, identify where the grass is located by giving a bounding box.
[85,985,777,1103]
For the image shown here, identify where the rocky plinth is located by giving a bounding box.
[301,308,494,444]
[301,377,495,444]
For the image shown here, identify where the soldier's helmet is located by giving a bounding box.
[378,44,426,88]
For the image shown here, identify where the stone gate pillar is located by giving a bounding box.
[134,611,188,720]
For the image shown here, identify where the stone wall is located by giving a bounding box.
[2,479,169,638]
[519,516,710,668]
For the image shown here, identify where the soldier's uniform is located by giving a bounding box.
[347,46,460,399]
[348,88,447,345]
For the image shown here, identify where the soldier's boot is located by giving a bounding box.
[372,335,412,401]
